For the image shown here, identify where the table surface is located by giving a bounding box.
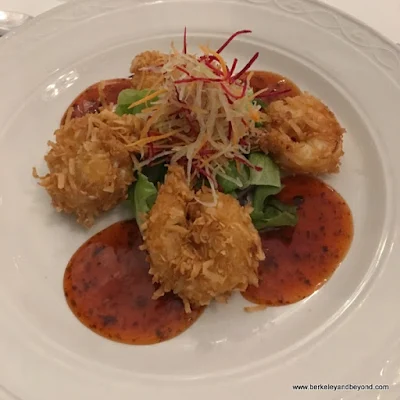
[0,0,399,43]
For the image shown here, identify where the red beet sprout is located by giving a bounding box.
[204,59,224,76]
[148,142,155,158]
[228,122,232,140]
[228,58,238,77]
[221,79,247,100]
[225,94,233,105]
[234,155,263,171]
[231,52,259,81]
[176,66,191,76]
[216,30,252,54]
[183,27,187,54]
[197,167,217,187]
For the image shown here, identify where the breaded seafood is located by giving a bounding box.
[33,110,142,227]
[260,93,345,174]
[130,51,168,90]
[143,165,265,312]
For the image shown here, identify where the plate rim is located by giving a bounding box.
[0,1,400,399]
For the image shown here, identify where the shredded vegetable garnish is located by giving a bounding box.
[127,29,270,205]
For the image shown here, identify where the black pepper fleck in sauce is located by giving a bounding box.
[63,220,204,345]
[243,175,354,306]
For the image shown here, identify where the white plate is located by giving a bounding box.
[1,0,400,399]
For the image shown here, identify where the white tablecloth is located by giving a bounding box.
[0,0,399,42]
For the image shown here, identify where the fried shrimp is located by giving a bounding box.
[34,110,142,227]
[260,93,345,174]
[130,51,168,90]
[143,165,265,312]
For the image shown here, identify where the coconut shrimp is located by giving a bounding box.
[260,93,345,174]
[34,110,141,227]
[130,50,168,90]
[142,165,265,312]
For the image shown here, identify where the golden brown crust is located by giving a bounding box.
[260,93,345,174]
[34,110,142,227]
[130,51,168,90]
[143,165,265,312]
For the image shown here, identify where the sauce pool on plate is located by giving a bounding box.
[243,175,354,306]
[247,71,302,101]
[60,78,132,125]
[63,221,204,345]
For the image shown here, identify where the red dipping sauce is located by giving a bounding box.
[60,78,132,125]
[247,70,302,101]
[63,221,204,345]
[243,175,353,306]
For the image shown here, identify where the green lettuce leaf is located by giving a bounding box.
[115,89,158,116]
[248,153,281,187]
[252,185,282,214]
[252,209,297,229]
[252,200,298,229]
[251,195,298,229]
[129,173,158,229]
[250,183,298,229]
[216,160,249,193]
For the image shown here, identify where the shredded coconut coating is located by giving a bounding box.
[33,110,142,227]
[143,165,265,312]
[260,93,345,174]
[130,51,168,90]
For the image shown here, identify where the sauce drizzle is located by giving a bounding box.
[243,175,353,306]
[64,221,204,345]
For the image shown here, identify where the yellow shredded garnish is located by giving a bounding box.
[199,45,228,76]
[126,130,179,150]
[128,88,166,109]
[139,107,165,139]
[124,31,265,205]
